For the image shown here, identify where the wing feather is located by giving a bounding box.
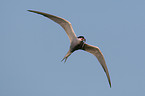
[28,10,77,42]
[83,43,111,87]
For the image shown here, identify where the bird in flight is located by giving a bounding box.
[28,10,111,87]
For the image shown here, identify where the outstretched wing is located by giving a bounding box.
[28,10,77,42]
[83,43,111,87]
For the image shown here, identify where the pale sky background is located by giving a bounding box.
[0,0,145,96]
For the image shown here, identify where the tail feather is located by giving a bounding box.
[61,50,72,63]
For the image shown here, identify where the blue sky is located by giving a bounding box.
[0,0,145,96]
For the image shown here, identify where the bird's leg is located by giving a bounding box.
[61,50,72,63]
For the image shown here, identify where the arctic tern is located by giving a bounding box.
[28,10,111,87]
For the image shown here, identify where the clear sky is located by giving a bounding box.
[0,0,145,96]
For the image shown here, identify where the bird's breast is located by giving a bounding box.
[70,40,84,52]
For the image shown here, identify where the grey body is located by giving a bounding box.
[62,38,85,62]
[70,39,84,52]
[28,10,111,87]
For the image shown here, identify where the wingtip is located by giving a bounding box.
[109,84,111,88]
[27,10,34,12]
[109,81,112,88]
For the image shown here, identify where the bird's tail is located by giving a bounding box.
[61,50,72,63]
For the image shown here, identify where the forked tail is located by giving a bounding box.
[61,50,72,63]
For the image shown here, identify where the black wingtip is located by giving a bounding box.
[109,81,112,88]
[110,84,111,88]
[27,10,34,12]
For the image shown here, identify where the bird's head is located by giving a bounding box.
[78,36,86,42]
